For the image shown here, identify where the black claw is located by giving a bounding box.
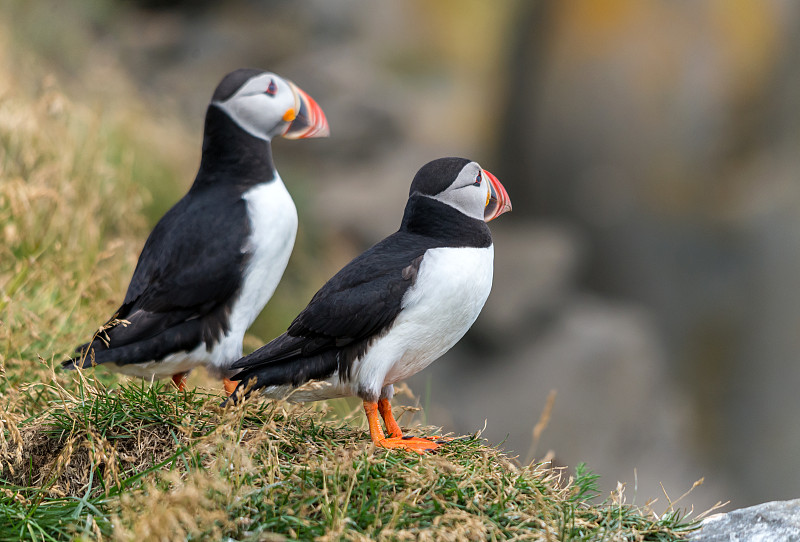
[433,436,463,444]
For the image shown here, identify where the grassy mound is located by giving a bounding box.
[1,374,698,541]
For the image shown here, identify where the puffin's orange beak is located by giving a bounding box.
[283,81,330,139]
[483,169,512,222]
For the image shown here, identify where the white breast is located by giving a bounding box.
[216,176,298,363]
[352,245,494,395]
[182,175,296,378]
[235,176,298,325]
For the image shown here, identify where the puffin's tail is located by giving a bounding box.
[61,342,94,370]
[221,352,338,407]
[61,320,206,372]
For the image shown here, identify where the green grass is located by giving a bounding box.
[0,7,705,540]
[1,375,701,541]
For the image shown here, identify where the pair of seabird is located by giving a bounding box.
[65,69,511,453]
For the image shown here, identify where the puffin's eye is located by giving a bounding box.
[265,79,278,96]
[473,173,482,186]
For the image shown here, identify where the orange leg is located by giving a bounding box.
[378,398,403,438]
[365,401,386,441]
[223,378,238,396]
[379,398,451,442]
[171,372,188,391]
[363,400,440,454]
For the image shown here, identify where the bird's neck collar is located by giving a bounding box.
[196,105,277,188]
[399,194,492,247]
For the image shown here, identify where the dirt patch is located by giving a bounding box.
[6,421,186,497]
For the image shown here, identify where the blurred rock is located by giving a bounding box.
[474,222,582,344]
[689,499,800,541]
[493,0,800,507]
[408,223,718,504]
[412,291,714,505]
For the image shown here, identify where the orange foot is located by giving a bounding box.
[171,372,188,391]
[223,377,238,396]
[377,435,441,453]
[364,400,442,454]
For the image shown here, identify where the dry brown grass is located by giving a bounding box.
[0,29,189,396]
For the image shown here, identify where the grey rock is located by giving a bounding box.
[399,225,721,507]
[493,1,800,508]
[690,499,800,541]
[475,223,583,342]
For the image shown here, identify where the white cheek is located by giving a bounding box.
[213,94,289,140]
[429,186,486,220]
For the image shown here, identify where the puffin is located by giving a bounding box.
[62,68,329,394]
[226,157,511,453]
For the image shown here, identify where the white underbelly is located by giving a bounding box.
[354,245,494,393]
[111,342,213,379]
[257,379,352,402]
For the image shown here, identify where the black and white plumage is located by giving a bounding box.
[63,69,329,385]
[227,157,511,451]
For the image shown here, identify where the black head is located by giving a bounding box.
[408,157,472,198]
[408,157,510,222]
[211,68,266,102]
[207,68,329,141]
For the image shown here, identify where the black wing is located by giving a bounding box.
[65,185,250,368]
[230,231,429,376]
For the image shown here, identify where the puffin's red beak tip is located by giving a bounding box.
[283,83,329,140]
[483,169,512,222]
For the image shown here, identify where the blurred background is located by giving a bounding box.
[4,0,800,511]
